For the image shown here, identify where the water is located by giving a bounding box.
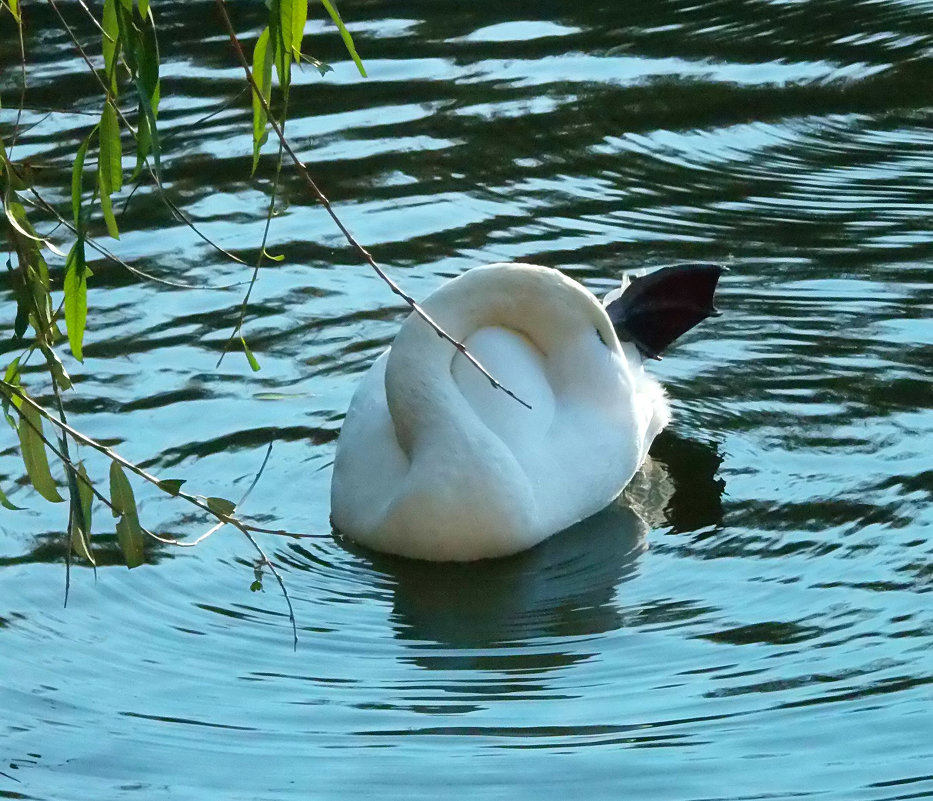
[2,1,932,798]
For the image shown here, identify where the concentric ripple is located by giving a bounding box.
[1,1,932,799]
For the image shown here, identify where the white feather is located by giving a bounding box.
[330,263,670,561]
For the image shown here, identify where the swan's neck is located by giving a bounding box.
[383,263,628,456]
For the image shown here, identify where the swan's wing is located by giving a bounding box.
[605,263,722,360]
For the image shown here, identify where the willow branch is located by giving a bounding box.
[46,0,248,267]
[1,382,298,646]
[213,0,531,410]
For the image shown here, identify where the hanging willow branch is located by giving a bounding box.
[0,0,528,647]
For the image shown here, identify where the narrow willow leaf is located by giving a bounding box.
[108,461,134,517]
[64,239,88,362]
[98,103,123,239]
[115,516,145,568]
[241,337,261,372]
[269,4,291,90]
[3,358,21,387]
[280,0,308,62]
[156,478,185,495]
[109,462,145,569]
[138,0,151,18]
[71,463,95,564]
[0,483,23,511]
[135,8,161,175]
[300,53,333,76]
[319,0,366,77]
[99,191,119,239]
[13,298,28,339]
[4,203,49,246]
[76,463,94,533]
[118,0,133,14]
[99,102,123,192]
[47,347,73,391]
[116,1,138,74]
[102,0,120,94]
[71,515,95,563]
[134,101,151,178]
[1,360,20,429]
[206,496,236,517]
[262,249,284,262]
[15,393,64,503]
[251,27,273,175]
[9,0,21,23]
[72,132,93,229]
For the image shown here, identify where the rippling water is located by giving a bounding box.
[2,1,932,798]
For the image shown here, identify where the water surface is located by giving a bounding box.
[1,1,932,798]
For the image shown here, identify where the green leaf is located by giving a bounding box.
[241,337,261,372]
[9,0,21,23]
[269,5,291,91]
[250,580,263,592]
[251,27,273,175]
[109,462,145,568]
[2,360,21,429]
[108,461,134,517]
[71,462,96,564]
[72,131,93,229]
[13,297,28,339]
[300,53,333,76]
[64,239,88,362]
[99,102,123,193]
[156,478,185,495]
[46,347,73,391]
[134,7,161,175]
[115,516,145,568]
[77,463,94,533]
[5,202,48,246]
[280,0,308,62]
[138,0,151,17]
[102,0,120,94]
[0,482,23,511]
[319,0,366,77]
[98,102,123,238]
[99,190,119,239]
[14,391,64,503]
[206,496,236,517]
[262,248,284,261]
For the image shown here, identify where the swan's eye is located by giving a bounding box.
[596,327,609,347]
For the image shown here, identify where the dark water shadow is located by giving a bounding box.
[341,435,725,650]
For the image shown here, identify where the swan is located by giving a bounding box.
[331,262,721,561]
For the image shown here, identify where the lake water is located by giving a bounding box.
[1,1,932,798]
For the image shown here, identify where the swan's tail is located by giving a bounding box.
[603,263,722,360]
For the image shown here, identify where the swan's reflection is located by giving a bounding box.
[355,456,677,651]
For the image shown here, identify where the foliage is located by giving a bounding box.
[0,0,367,645]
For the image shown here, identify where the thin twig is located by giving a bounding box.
[213,0,531,410]
[19,187,240,291]
[46,0,248,267]
[218,105,289,367]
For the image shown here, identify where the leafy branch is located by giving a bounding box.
[1,0,528,645]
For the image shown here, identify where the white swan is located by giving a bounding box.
[331,262,720,561]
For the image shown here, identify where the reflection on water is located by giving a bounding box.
[2,0,932,799]
[372,461,668,650]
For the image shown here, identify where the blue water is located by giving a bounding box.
[1,1,932,798]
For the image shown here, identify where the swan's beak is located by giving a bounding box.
[605,263,723,360]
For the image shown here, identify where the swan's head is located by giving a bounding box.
[421,262,622,360]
